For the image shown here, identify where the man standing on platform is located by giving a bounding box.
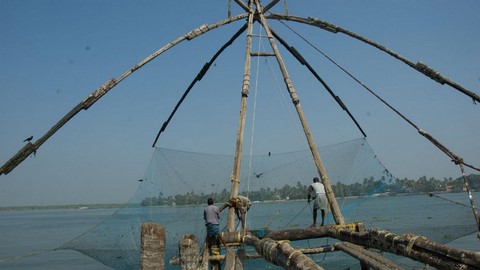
[307,177,328,227]
[204,198,223,252]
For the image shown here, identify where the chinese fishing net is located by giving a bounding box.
[59,137,478,269]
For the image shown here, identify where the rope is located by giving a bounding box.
[151,24,248,147]
[261,40,305,148]
[286,249,302,266]
[244,23,264,231]
[269,27,367,138]
[276,19,480,173]
[228,0,231,17]
[405,236,423,255]
[428,193,471,208]
[246,23,263,197]
[283,201,310,229]
[0,251,43,263]
[283,0,289,15]
[459,163,480,233]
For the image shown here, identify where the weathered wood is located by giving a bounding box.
[171,245,336,265]
[219,225,480,269]
[334,242,402,270]
[264,226,330,241]
[328,229,480,270]
[179,234,200,270]
[140,223,165,270]
[224,248,236,270]
[235,247,245,269]
[250,52,275,57]
[200,243,209,270]
[221,231,245,244]
[244,234,324,270]
[263,223,363,241]
[171,252,263,265]
[400,233,480,268]
[205,235,222,270]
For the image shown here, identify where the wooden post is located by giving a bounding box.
[235,247,245,269]
[201,243,210,270]
[224,248,236,270]
[140,223,165,270]
[179,234,200,270]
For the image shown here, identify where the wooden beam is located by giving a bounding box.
[334,242,402,270]
[243,234,324,270]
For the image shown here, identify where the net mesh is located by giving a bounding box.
[59,138,477,269]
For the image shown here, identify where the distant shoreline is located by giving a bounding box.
[1,191,470,211]
[0,203,126,211]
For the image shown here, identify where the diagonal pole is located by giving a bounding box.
[253,0,345,225]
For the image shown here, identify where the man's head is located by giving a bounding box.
[313,177,320,183]
[207,198,214,205]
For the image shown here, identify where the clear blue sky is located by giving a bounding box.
[1,0,479,206]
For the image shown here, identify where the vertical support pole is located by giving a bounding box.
[206,235,221,270]
[224,248,236,270]
[459,164,480,238]
[201,242,209,270]
[253,0,345,224]
[140,223,165,270]
[235,247,245,269]
[228,0,255,232]
[179,234,200,270]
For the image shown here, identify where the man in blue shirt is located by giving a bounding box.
[204,198,225,253]
[204,197,220,236]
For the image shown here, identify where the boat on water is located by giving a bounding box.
[1,1,479,269]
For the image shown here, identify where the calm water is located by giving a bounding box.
[1,193,479,269]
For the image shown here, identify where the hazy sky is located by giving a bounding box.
[1,0,479,206]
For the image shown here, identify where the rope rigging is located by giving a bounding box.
[274,19,480,235]
[151,24,248,147]
[275,18,480,174]
[269,27,367,138]
[428,192,473,209]
[243,22,265,230]
[266,13,480,104]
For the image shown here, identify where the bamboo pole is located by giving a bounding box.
[328,228,480,269]
[200,243,209,270]
[243,234,324,270]
[219,226,480,269]
[227,0,254,233]
[223,2,255,269]
[265,13,480,103]
[334,242,402,270]
[253,0,345,225]
[0,13,248,176]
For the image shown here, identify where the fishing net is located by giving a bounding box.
[59,137,478,269]
[58,138,388,269]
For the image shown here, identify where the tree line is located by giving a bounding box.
[140,174,480,206]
